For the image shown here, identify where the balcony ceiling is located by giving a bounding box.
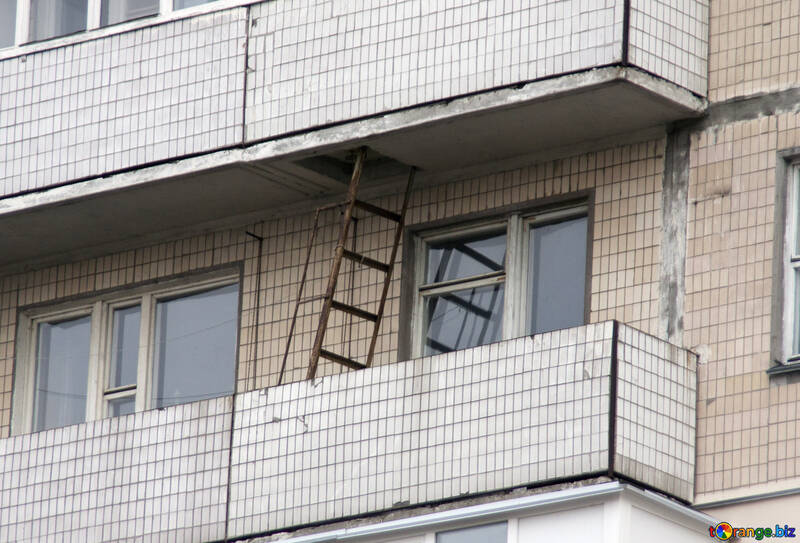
[0,69,703,271]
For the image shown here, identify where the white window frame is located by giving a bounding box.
[6,0,227,49]
[783,165,800,363]
[410,204,588,358]
[12,271,239,434]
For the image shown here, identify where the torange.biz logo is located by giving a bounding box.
[710,522,796,540]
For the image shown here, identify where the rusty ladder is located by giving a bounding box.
[278,148,416,383]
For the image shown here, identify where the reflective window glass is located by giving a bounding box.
[34,316,91,431]
[0,0,16,48]
[529,216,588,334]
[436,522,507,543]
[174,0,215,9]
[109,305,140,388]
[100,0,158,26]
[153,283,238,408]
[425,283,504,355]
[29,0,87,41]
[427,231,506,283]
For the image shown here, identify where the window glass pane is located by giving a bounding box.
[794,268,800,355]
[437,522,507,543]
[425,283,504,355]
[29,0,87,41]
[0,0,16,48]
[100,0,158,27]
[427,231,506,283]
[174,0,214,9]
[109,396,135,416]
[110,305,140,388]
[529,216,588,334]
[34,316,91,431]
[153,284,238,408]
[795,173,800,256]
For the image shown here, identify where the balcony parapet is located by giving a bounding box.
[0,321,696,542]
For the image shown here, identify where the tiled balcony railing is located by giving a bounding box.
[0,321,696,542]
[0,0,708,198]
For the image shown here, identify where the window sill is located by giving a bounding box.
[766,361,800,377]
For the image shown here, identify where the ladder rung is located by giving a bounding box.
[331,300,378,322]
[319,349,367,370]
[354,200,402,222]
[342,249,390,273]
[298,295,326,304]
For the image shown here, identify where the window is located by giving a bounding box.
[14,273,239,433]
[411,204,588,357]
[436,522,508,543]
[783,167,800,364]
[3,0,216,48]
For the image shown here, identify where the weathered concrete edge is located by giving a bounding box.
[660,127,690,346]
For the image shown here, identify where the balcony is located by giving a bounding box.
[0,321,696,542]
[0,0,707,269]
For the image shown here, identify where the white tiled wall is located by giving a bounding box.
[0,10,247,197]
[0,397,232,542]
[0,322,695,542]
[629,0,709,96]
[615,324,697,500]
[244,0,624,141]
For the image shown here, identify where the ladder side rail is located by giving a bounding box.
[365,167,417,367]
[278,208,324,386]
[307,148,368,379]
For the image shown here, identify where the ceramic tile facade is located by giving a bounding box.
[0,397,232,543]
[0,9,247,198]
[689,113,800,499]
[244,0,624,141]
[0,323,696,542]
[0,0,706,199]
[708,1,800,102]
[629,0,709,96]
[615,323,697,500]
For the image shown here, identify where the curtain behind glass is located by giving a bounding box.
[34,316,91,431]
[29,0,87,41]
[0,0,16,48]
[101,0,158,27]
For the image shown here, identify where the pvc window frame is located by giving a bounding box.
[410,203,588,359]
[782,164,800,365]
[7,0,217,48]
[12,271,239,435]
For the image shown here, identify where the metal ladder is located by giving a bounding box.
[278,148,416,383]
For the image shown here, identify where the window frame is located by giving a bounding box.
[782,164,800,365]
[12,268,241,434]
[406,199,591,359]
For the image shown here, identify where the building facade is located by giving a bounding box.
[0,0,797,541]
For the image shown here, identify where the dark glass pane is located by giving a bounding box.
[174,0,214,9]
[153,284,238,408]
[0,0,16,48]
[29,0,87,41]
[529,216,588,334]
[109,396,135,417]
[425,283,504,355]
[35,316,91,431]
[427,231,506,284]
[100,0,158,27]
[110,305,140,388]
[437,522,507,543]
